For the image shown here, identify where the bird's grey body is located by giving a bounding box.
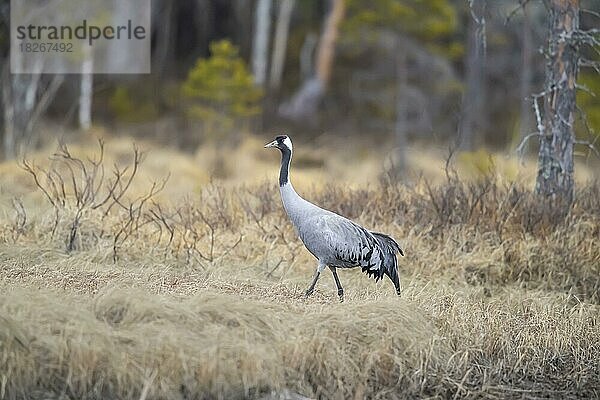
[265,135,403,300]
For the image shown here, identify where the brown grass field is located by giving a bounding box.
[0,133,599,399]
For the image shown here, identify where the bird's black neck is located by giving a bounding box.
[279,147,291,187]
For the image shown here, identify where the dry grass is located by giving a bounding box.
[0,135,599,399]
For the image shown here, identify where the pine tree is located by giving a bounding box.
[535,0,580,204]
[183,40,263,138]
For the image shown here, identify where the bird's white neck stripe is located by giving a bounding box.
[283,137,292,151]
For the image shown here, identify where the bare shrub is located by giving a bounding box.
[238,182,303,277]
[21,140,167,260]
[4,198,28,243]
[111,178,168,261]
[171,199,242,268]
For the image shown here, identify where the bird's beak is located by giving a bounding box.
[264,140,278,149]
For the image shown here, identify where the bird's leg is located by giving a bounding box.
[304,272,320,297]
[305,263,325,298]
[329,266,344,302]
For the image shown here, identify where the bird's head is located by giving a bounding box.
[264,135,292,152]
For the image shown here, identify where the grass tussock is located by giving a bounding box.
[0,137,599,399]
[2,284,599,399]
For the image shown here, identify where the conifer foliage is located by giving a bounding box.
[183,40,263,137]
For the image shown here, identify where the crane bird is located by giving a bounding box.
[264,135,404,301]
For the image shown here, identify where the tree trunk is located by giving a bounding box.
[2,59,63,159]
[2,65,16,159]
[535,0,579,204]
[299,33,318,81]
[315,0,345,87]
[279,0,345,121]
[252,0,272,87]
[79,46,93,131]
[152,0,175,75]
[519,3,533,150]
[269,0,295,90]
[459,0,486,150]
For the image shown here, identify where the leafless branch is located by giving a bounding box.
[237,192,269,235]
[112,175,168,262]
[149,202,177,250]
[516,132,541,158]
[266,259,284,278]
[215,234,243,262]
[11,198,27,242]
[505,0,533,26]
[579,59,600,74]
[532,93,545,135]
[21,160,56,208]
[574,139,600,160]
[581,8,600,20]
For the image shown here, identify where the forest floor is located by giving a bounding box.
[0,132,599,399]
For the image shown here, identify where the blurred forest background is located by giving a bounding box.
[2,2,600,398]
[0,0,599,175]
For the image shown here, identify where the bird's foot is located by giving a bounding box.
[304,288,314,298]
[337,289,344,303]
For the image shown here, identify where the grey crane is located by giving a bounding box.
[264,135,404,301]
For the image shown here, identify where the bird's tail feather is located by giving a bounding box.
[370,232,403,291]
[370,232,404,257]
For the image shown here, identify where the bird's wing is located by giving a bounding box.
[318,214,384,272]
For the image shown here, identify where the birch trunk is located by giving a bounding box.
[535,0,579,204]
[79,46,93,131]
[2,65,15,159]
[519,3,533,150]
[459,0,486,151]
[252,0,272,86]
[269,0,295,90]
[1,63,63,159]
